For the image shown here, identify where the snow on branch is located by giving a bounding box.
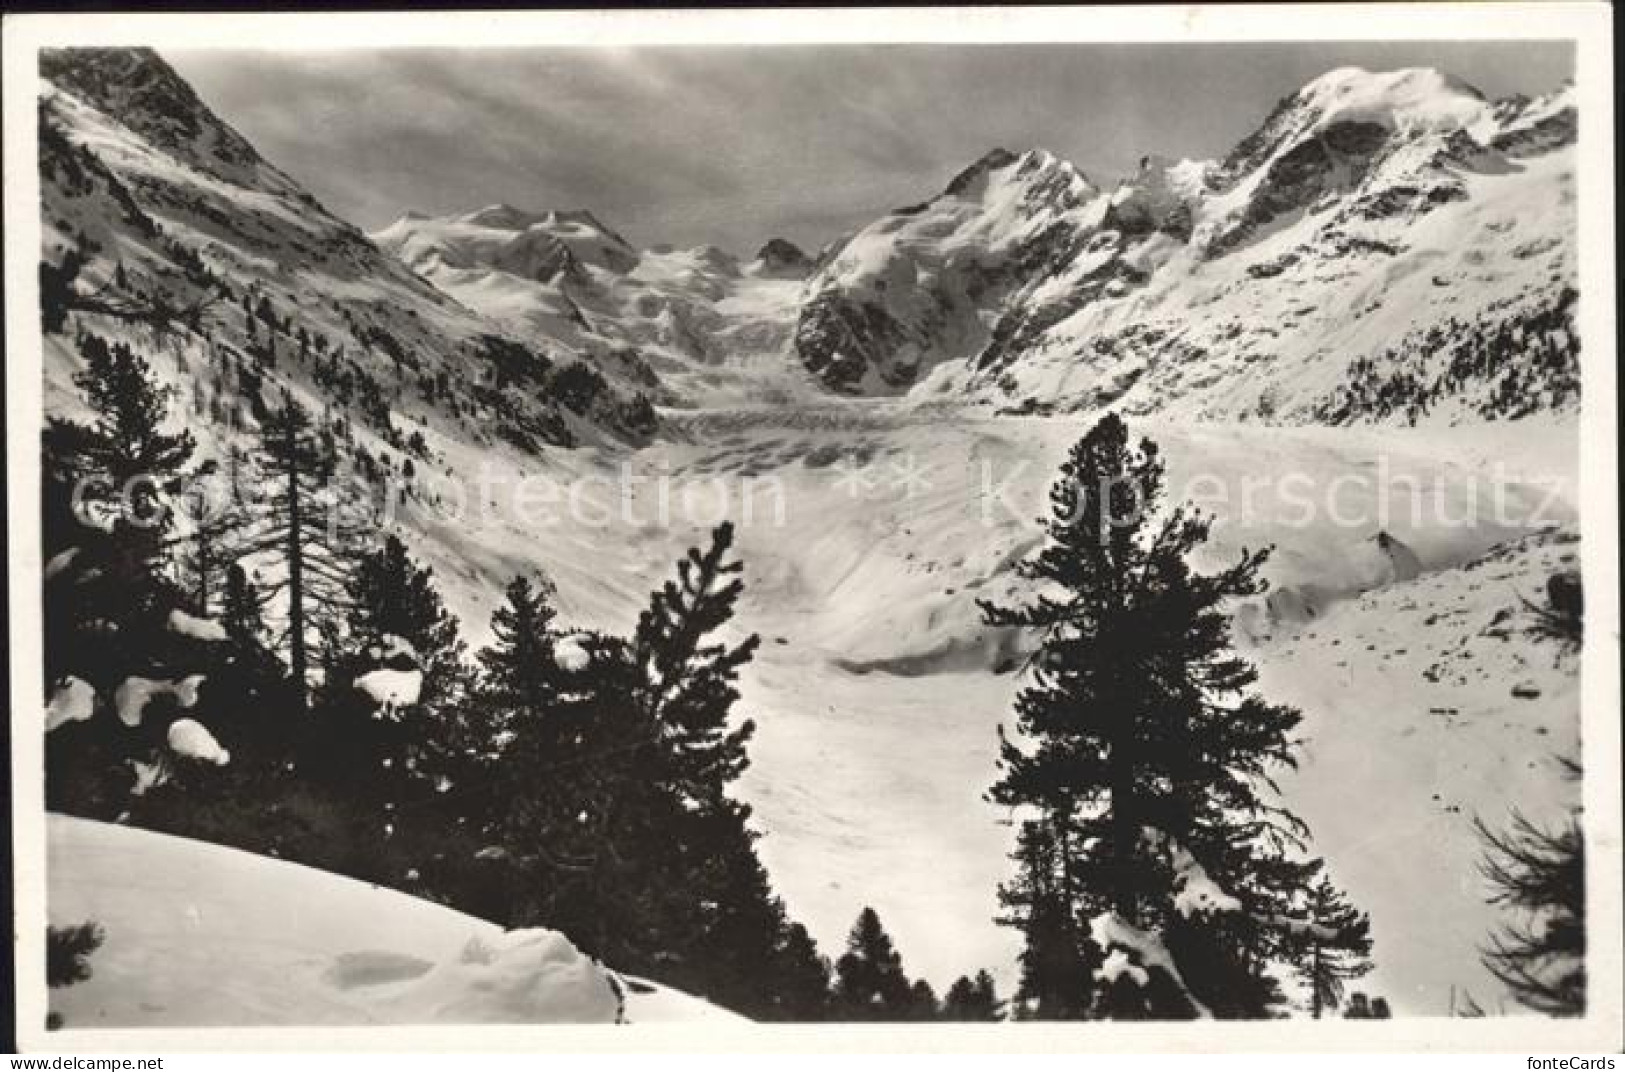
[1141,827,1243,918]
[1088,911,1213,1019]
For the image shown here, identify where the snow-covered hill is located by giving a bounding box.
[799,68,1577,426]
[46,814,736,1027]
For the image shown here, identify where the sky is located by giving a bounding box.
[168,41,1573,255]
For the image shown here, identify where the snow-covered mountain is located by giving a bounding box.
[358,65,1578,427]
[798,67,1578,426]
[40,47,658,456]
[373,206,817,407]
[795,147,1101,393]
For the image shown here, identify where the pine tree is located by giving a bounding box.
[513,630,666,964]
[1344,992,1393,1019]
[907,979,940,1021]
[630,519,760,812]
[1477,787,1585,1016]
[669,811,796,1019]
[212,562,289,729]
[337,534,467,707]
[174,452,255,616]
[833,907,915,1020]
[980,413,1318,1018]
[71,334,195,505]
[41,334,195,707]
[771,922,833,1020]
[943,969,1003,1020]
[319,534,471,804]
[624,522,804,1014]
[243,390,365,712]
[41,245,86,335]
[66,335,196,606]
[473,580,654,955]
[998,819,1094,1019]
[46,923,104,988]
[475,574,565,754]
[220,563,267,651]
[1292,871,1374,1018]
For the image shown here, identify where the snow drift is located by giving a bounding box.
[45,815,733,1026]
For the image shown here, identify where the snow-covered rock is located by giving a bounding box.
[167,608,228,642]
[166,718,230,766]
[747,237,814,279]
[45,677,97,732]
[364,929,616,1024]
[113,674,204,728]
[1373,530,1424,583]
[354,668,424,707]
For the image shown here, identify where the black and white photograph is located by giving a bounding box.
[3,5,1619,1053]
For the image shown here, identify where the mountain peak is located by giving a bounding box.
[943,147,1021,196]
[1300,65,1485,102]
[750,237,813,279]
[460,203,541,229]
[40,47,278,189]
[1288,65,1491,136]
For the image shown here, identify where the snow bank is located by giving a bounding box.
[167,609,228,642]
[113,674,204,727]
[363,930,619,1024]
[166,718,229,766]
[355,668,423,706]
[45,815,635,1026]
[46,677,96,732]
